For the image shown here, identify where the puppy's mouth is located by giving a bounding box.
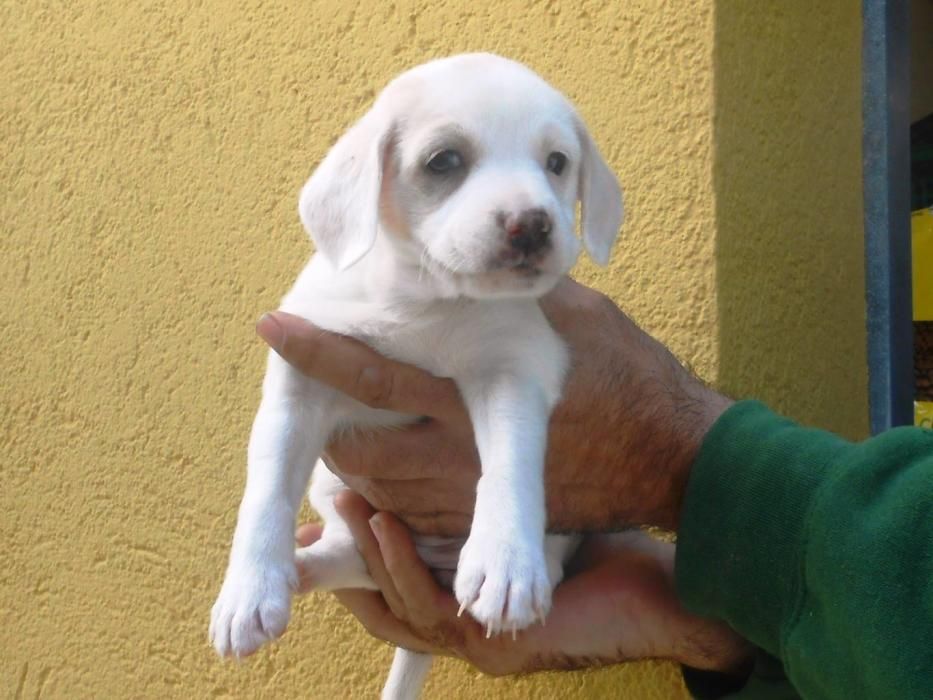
[415,245,553,297]
[509,259,543,276]
[491,248,548,276]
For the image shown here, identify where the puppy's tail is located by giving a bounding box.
[381,648,433,700]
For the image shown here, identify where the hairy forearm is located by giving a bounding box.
[543,298,732,533]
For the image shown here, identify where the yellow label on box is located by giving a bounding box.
[917,401,933,429]
[913,209,933,321]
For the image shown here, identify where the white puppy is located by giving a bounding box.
[210,53,623,699]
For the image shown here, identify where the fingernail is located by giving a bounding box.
[359,365,384,388]
[369,514,383,541]
[256,312,285,352]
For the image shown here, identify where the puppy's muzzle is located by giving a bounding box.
[503,208,552,258]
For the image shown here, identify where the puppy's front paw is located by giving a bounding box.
[454,530,552,637]
[209,560,296,658]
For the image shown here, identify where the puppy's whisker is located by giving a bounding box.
[417,247,433,282]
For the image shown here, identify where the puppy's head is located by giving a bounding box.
[299,53,623,299]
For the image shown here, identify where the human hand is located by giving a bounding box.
[257,278,730,534]
[299,492,751,676]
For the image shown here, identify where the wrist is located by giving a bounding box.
[604,365,731,533]
[680,662,753,699]
[660,383,733,532]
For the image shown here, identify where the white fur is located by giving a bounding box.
[209,53,623,699]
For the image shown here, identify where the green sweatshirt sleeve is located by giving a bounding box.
[675,401,933,699]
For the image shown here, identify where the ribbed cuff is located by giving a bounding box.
[674,401,850,656]
[681,664,751,699]
[682,650,799,700]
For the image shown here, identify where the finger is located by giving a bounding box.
[539,276,591,316]
[295,523,324,547]
[333,589,437,654]
[333,463,474,519]
[539,275,578,308]
[361,477,475,532]
[334,492,407,619]
[369,511,458,624]
[257,311,463,418]
[350,495,471,539]
[325,421,478,481]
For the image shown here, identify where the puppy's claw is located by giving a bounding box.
[457,589,479,619]
[485,622,493,639]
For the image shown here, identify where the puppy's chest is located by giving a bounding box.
[356,318,487,379]
[285,283,567,400]
[357,301,563,385]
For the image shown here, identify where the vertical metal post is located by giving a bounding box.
[863,0,913,432]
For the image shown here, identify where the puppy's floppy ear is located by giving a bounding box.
[299,107,394,270]
[576,123,624,266]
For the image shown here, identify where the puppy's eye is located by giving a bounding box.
[426,149,463,174]
[546,152,568,175]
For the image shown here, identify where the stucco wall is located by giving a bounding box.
[2,1,865,698]
[714,2,868,439]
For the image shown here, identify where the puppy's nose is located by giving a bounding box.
[505,208,551,255]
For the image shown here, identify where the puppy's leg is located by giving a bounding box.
[454,375,553,636]
[295,464,376,592]
[210,359,336,658]
[382,649,433,700]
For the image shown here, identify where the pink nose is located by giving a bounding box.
[505,208,552,255]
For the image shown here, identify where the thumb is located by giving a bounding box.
[257,311,463,418]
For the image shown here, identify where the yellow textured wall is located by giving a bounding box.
[713,2,868,438]
[1,1,865,698]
